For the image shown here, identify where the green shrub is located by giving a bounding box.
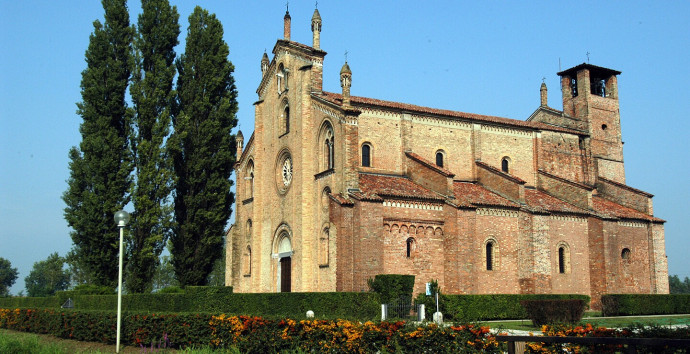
[601,294,690,316]
[520,299,585,326]
[415,294,590,321]
[70,284,115,295]
[367,274,415,303]
[0,309,505,352]
[0,288,379,321]
[157,286,184,294]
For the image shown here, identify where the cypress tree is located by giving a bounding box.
[169,6,238,286]
[127,0,180,293]
[63,0,133,287]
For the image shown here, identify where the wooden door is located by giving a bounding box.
[280,257,291,292]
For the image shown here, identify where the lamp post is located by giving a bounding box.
[113,210,130,353]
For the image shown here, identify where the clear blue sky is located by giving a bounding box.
[1,1,688,295]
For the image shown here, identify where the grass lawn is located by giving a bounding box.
[0,329,247,353]
[484,314,690,331]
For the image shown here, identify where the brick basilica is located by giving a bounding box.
[225,9,668,309]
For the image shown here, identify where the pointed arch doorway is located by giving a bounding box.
[275,233,293,292]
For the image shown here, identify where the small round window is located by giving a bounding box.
[601,124,608,130]
[275,151,293,194]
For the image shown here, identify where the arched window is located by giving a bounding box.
[361,143,371,167]
[557,242,570,274]
[277,63,288,94]
[406,237,416,258]
[324,126,334,169]
[486,242,494,270]
[246,219,252,239]
[319,228,330,266]
[621,248,631,260]
[501,157,510,173]
[436,150,444,168]
[246,161,254,198]
[243,246,251,276]
[283,105,290,134]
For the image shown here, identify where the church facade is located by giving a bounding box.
[225,9,668,309]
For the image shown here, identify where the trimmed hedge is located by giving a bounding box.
[520,299,586,326]
[601,294,690,316]
[0,287,379,321]
[0,308,505,352]
[416,294,590,321]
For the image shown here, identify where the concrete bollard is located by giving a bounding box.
[381,304,388,321]
[306,310,314,318]
[433,311,443,325]
[418,304,425,321]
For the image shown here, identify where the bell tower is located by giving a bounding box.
[558,63,625,183]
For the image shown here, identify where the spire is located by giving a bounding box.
[261,51,269,77]
[311,7,322,49]
[540,80,548,107]
[340,61,352,107]
[283,7,291,40]
[236,130,244,156]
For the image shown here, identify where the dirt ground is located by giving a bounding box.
[1,329,179,353]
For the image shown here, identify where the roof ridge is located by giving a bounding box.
[319,91,582,135]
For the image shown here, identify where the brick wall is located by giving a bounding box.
[404,153,453,196]
[539,131,589,183]
[605,221,653,294]
[476,162,525,203]
[538,170,592,210]
[596,177,653,214]
[479,126,536,186]
[474,210,521,294]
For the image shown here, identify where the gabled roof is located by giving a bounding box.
[592,196,664,222]
[452,182,519,209]
[557,63,621,78]
[318,91,581,135]
[358,173,445,201]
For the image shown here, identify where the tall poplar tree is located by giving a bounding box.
[169,6,238,286]
[127,0,180,293]
[63,0,133,287]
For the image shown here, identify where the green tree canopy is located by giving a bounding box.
[0,257,19,297]
[169,6,238,286]
[62,0,134,287]
[669,274,690,294]
[24,253,70,297]
[127,0,180,293]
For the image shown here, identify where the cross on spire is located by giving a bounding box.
[344,50,348,62]
[315,1,318,9]
[286,1,289,12]
[542,77,546,83]
[586,51,590,63]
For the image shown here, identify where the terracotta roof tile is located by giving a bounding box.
[405,151,455,177]
[452,182,519,208]
[329,193,354,206]
[318,91,581,135]
[524,189,587,215]
[592,196,664,222]
[359,173,444,201]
